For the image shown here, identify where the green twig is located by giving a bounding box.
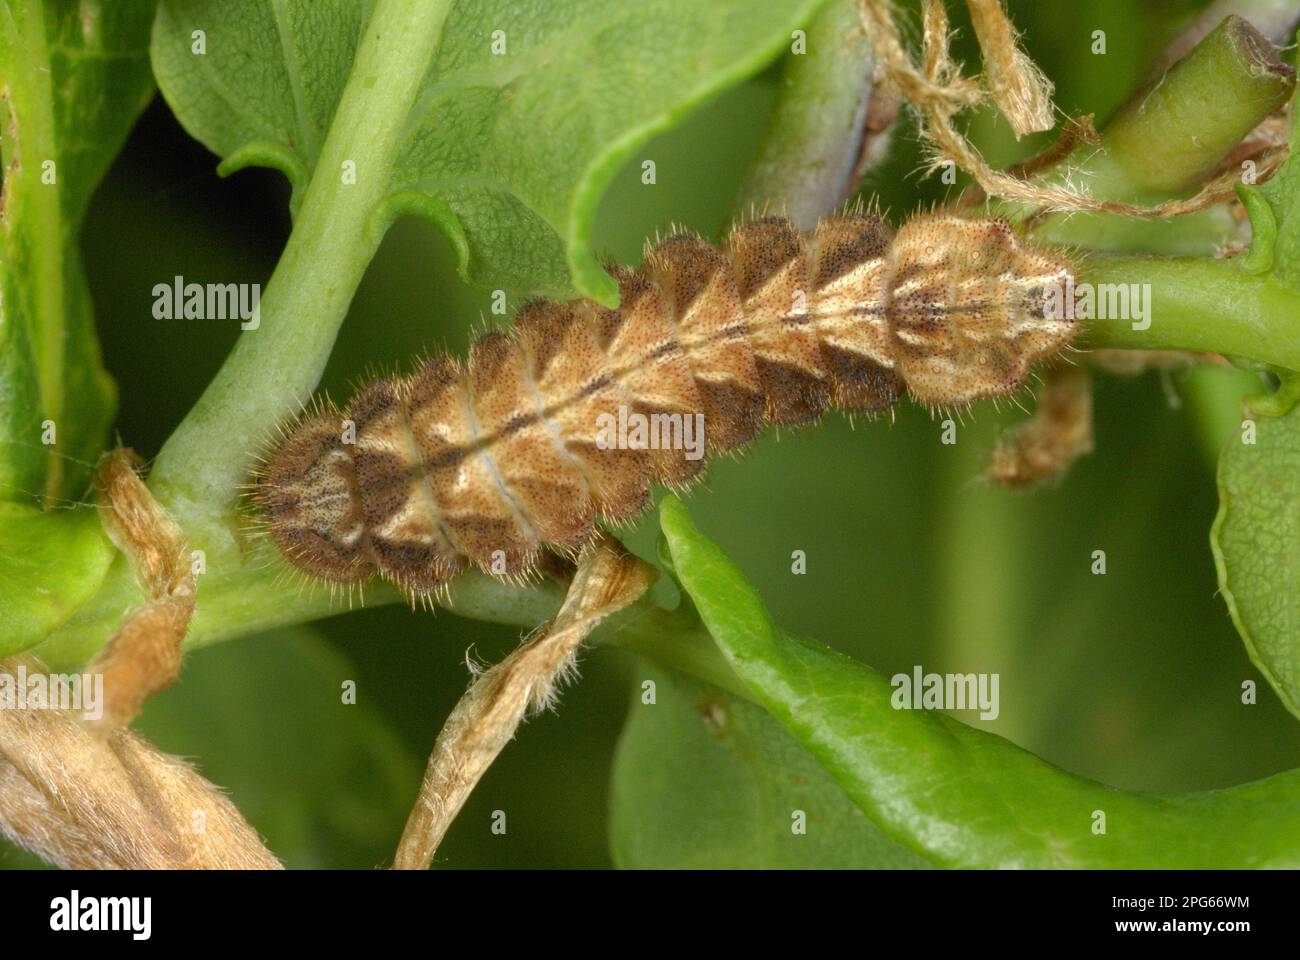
[1009,16,1295,255]
[1098,16,1293,196]
[596,602,758,703]
[37,0,456,666]
[150,0,453,536]
[1079,254,1300,372]
[1008,17,1300,377]
[734,0,877,227]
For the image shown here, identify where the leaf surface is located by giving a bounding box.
[151,0,828,303]
[659,495,1300,868]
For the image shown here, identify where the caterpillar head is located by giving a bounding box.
[887,214,1076,407]
[251,405,376,583]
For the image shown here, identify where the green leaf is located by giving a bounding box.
[0,0,154,502]
[1212,402,1300,721]
[135,625,421,868]
[610,662,932,868]
[1213,74,1300,720]
[0,502,113,655]
[149,0,368,211]
[658,494,1300,868]
[151,0,829,304]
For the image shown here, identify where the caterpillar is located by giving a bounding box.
[252,211,1076,598]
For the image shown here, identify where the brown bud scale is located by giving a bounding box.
[252,213,1075,596]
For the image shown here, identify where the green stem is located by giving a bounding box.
[36,0,456,667]
[148,0,453,537]
[1099,16,1293,196]
[734,0,876,228]
[1005,15,1295,256]
[934,419,1029,739]
[594,603,757,703]
[1078,254,1300,372]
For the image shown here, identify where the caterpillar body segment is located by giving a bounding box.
[253,212,1076,597]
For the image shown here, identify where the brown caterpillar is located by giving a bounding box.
[252,212,1075,598]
